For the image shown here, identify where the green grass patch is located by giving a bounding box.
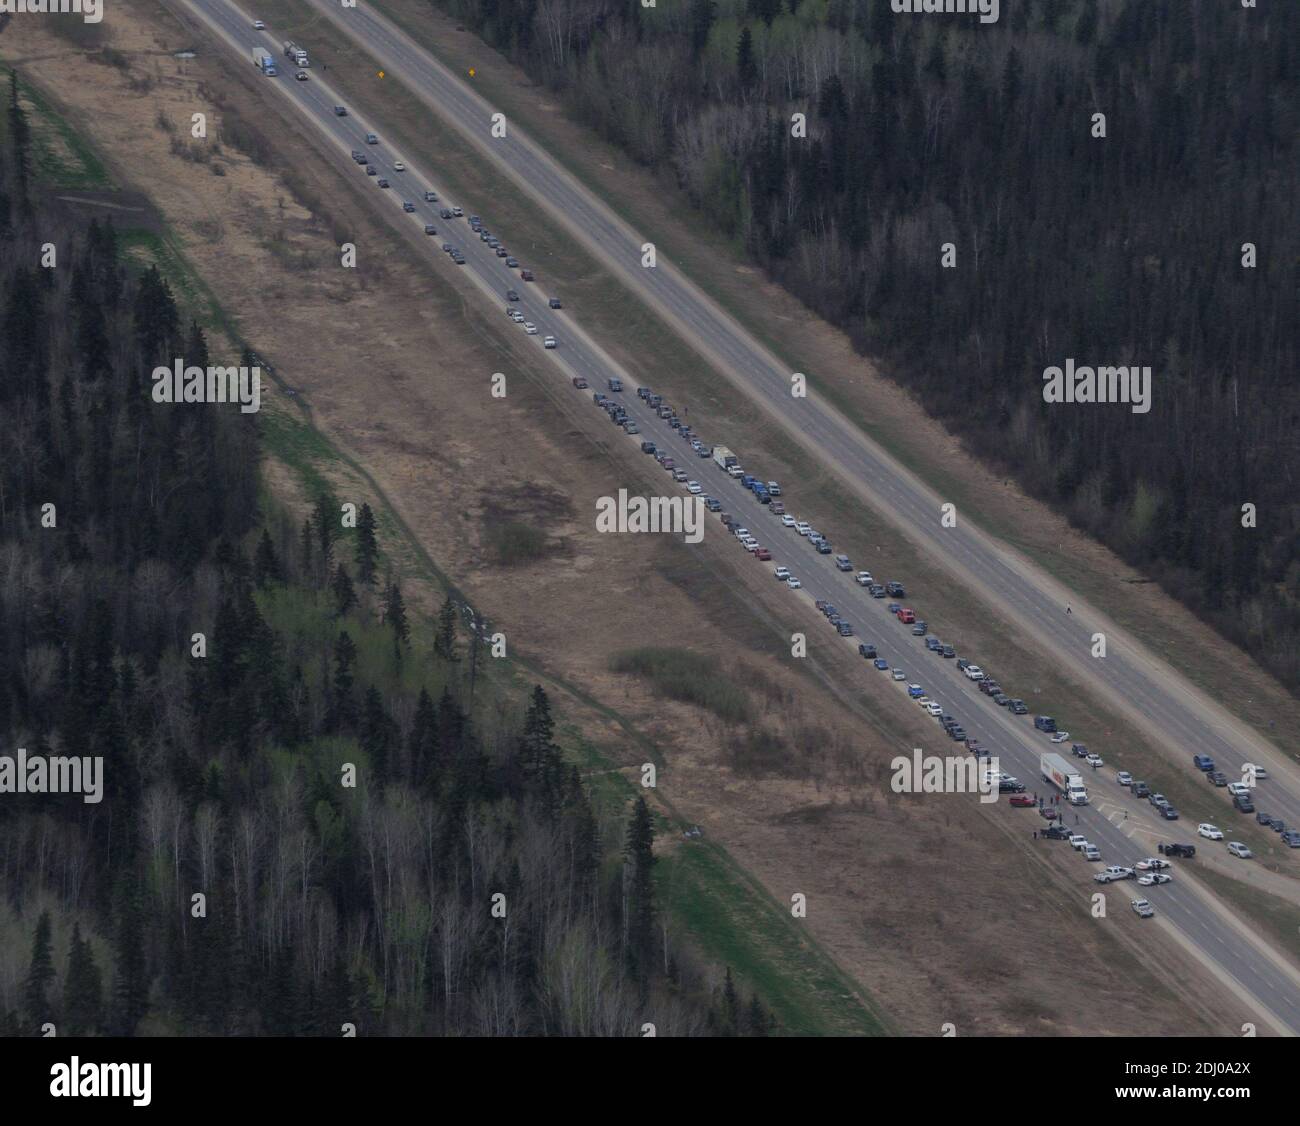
[486,520,549,567]
[1,65,112,189]
[612,647,750,724]
[658,841,887,1036]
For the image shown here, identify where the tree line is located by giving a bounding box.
[424,0,1300,689]
[0,75,775,1036]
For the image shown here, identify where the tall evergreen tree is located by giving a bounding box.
[63,924,103,1036]
[354,503,379,585]
[623,795,656,983]
[23,911,56,1030]
[433,596,459,662]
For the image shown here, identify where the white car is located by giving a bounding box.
[855,572,873,586]
[774,566,791,581]
[1132,898,1155,918]
[891,669,905,681]
[923,702,943,717]
[295,71,310,81]
[510,311,525,323]
[253,19,266,29]
[1068,834,1089,850]
[780,515,796,527]
[915,695,931,708]
[1197,823,1224,840]
[795,522,811,536]
[685,481,702,495]
[1225,782,1250,797]
[1137,872,1171,886]
[733,527,750,539]
[1134,857,1170,871]
[1226,842,1253,859]
[1116,771,1133,787]
[1085,754,1104,767]
[962,665,984,681]
[523,322,538,335]
[1246,764,1268,780]
[787,577,801,589]
[1082,844,1102,861]
[393,161,406,171]
[1094,865,1134,883]
[543,336,557,349]
[1050,731,1071,743]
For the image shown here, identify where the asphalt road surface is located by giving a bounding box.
[176,0,1300,1033]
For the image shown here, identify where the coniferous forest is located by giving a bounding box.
[0,77,771,1037]
[425,0,1300,688]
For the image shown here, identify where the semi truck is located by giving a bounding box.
[1041,752,1089,804]
[251,48,277,75]
[282,40,310,66]
[713,446,738,471]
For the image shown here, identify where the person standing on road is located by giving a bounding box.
[1033,830,1038,840]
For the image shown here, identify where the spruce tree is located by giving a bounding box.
[23,911,55,1030]
[623,795,656,983]
[63,924,103,1036]
[355,503,379,586]
[384,583,410,649]
[433,596,458,662]
[112,888,150,1035]
[737,27,758,91]
[253,529,283,587]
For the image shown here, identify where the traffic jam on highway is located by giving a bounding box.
[580,377,1300,916]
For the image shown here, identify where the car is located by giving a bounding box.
[1131,899,1155,918]
[1070,743,1089,758]
[923,702,943,717]
[1131,780,1150,798]
[892,669,905,681]
[1207,771,1228,787]
[521,269,535,281]
[1158,842,1196,858]
[506,290,520,302]
[873,658,889,671]
[1009,699,1028,715]
[1137,872,1171,886]
[403,201,416,212]
[377,178,390,189]
[333,105,349,116]
[794,522,811,536]
[366,166,377,176]
[704,498,722,512]
[1009,795,1035,807]
[885,582,905,597]
[685,481,702,495]
[887,603,902,616]
[295,71,310,81]
[1134,857,1170,871]
[1043,825,1072,840]
[675,470,691,485]
[1281,829,1300,848]
[1232,793,1255,813]
[1116,771,1133,787]
[523,322,538,335]
[1226,841,1253,859]
[510,311,525,323]
[992,693,1011,706]
[941,646,956,659]
[505,257,519,268]
[1050,731,1071,744]
[1068,834,1088,850]
[422,224,438,236]
[451,207,463,217]
[1083,845,1102,861]
[1160,806,1179,820]
[773,566,792,582]
[787,578,801,589]
[1094,866,1135,883]
[780,515,796,528]
[423,191,438,202]
[1038,806,1057,820]
[869,585,886,598]
[543,337,557,349]
[253,19,266,29]
[906,683,924,698]
[1246,764,1269,781]
[1226,781,1250,797]
[1197,823,1223,840]
[835,554,853,572]
[1034,715,1058,733]
[962,664,984,681]
[1085,754,1103,768]
[855,572,872,586]
[1149,793,1169,809]
[1192,754,1215,772]
[756,548,772,561]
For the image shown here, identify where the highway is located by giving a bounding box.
[282,0,1300,831]
[173,0,1300,1032]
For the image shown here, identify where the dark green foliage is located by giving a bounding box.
[434,595,458,662]
[354,503,379,585]
[63,924,103,1036]
[23,911,55,1030]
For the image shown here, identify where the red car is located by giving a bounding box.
[571,376,588,389]
[1039,807,1058,820]
[755,548,772,561]
[1008,795,1035,807]
[897,608,916,624]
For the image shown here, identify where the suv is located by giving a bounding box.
[1206,770,1228,786]
[834,555,853,572]
[1158,842,1195,858]
[1131,780,1151,798]
[1034,715,1058,733]
[1009,699,1028,715]
[1192,754,1215,772]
